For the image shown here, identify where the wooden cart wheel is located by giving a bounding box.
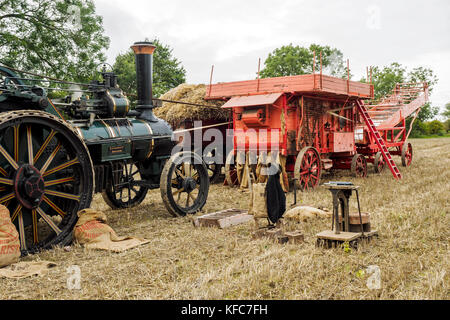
[102,162,149,209]
[294,147,321,191]
[160,151,209,217]
[0,111,94,255]
[374,151,385,173]
[401,142,413,167]
[351,154,368,178]
[224,150,245,187]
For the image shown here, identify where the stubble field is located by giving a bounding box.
[0,138,448,300]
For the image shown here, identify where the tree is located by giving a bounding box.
[427,120,444,135]
[442,103,450,133]
[0,0,110,82]
[442,102,450,119]
[113,39,186,99]
[259,44,347,79]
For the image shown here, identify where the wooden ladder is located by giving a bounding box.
[356,100,402,180]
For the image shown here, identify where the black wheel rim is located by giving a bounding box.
[0,113,93,255]
[161,153,209,216]
[103,162,149,209]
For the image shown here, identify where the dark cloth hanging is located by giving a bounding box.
[265,171,286,224]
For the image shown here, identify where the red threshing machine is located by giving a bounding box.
[204,70,428,191]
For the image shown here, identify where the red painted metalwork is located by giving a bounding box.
[205,65,428,188]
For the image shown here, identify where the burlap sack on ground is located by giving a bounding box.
[0,205,20,268]
[284,206,331,222]
[74,209,150,252]
[0,261,56,279]
[248,183,267,219]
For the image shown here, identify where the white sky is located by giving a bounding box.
[94,0,450,115]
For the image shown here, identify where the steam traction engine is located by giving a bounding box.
[0,41,210,254]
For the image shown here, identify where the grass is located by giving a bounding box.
[411,133,450,139]
[0,138,448,300]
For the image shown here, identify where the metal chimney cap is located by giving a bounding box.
[131,41,156,55]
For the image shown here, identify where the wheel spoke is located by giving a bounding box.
[172,188,185,196]
[17,210,27,251]
[45,189,80,201]
[188,192,196,203]
[36,207,61,235]
[32,209,38,244]
[13,125,19,162]
[0,144,19,170]
[33,129,56,164]
[42,195,66,218]
[175,167,185,179]
[0,192,14,204]
[10,204,22,222]
[42,158,79,178]
[0,167,7,177]
[0,177,13,185]
[27,125,34,165]
[40,143,61,174]
[186,193,190,207]
[44,176,75,187]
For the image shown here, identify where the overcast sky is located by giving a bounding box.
[95,0,450,115]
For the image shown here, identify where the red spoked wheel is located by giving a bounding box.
[401,142,413,167]
[351,154,368,178]
[374,151,385,173]
[294,147,321,191]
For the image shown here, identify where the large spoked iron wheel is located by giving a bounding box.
[351,154,368,178]
[374,151,386,173]
[160,152,209,217]
[102,162,149,209]
[401,142,413,167]
[294,147,321,191]
[0,111,94,255]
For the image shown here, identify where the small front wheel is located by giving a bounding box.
[351,154,368,178]
[401,142,413,167]
[160,152,209,217]
[374,151,385,173]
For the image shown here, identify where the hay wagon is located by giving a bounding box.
[204,71,418,191]
[155,85,231,183]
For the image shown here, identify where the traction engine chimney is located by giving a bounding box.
[131,41,157,121]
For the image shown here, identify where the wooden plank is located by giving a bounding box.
[316,230,361,241]
[284,230,304,244]
[193,209,253,229]
[316,230,378,241]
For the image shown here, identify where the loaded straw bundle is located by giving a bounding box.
[154,84,229,128]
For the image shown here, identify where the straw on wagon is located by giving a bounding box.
[154,84,229,128]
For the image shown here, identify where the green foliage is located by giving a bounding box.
[409,119,447,137]
[427,120,445,135]
[113,39,186,100]
[0,0,110,82]
[259,43,347,79]
[442,102,450,119]
[444,119,450,133]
